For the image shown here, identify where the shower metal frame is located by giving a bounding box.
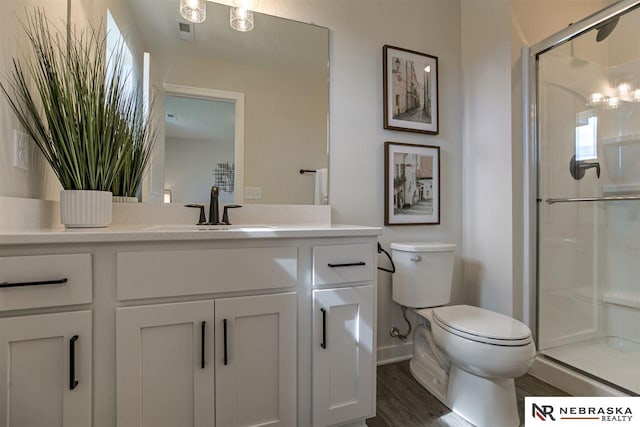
[523,0,640,343]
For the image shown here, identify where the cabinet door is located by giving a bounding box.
[116,301,215,427]
[0,310,92,427]
[215,292,296,427]
[313,285,374,426]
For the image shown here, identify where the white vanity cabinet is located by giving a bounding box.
[115,293,297,427]
[0,226,380,427]
[0,310,93,427]
[0,253,93,427]
[215,293,297,427]
[311,243,377,427]
[116,301,216,427]
[312,286,374,426]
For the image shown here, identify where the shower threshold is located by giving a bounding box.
[541,336,640,394]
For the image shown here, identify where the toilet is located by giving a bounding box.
[391,242,535,427]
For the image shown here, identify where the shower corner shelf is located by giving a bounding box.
[602,134,640,146]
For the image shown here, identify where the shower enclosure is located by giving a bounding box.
[527,0,640,394]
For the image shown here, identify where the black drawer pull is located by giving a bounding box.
[327,262,366,268]
[223,319,228,366]
[320,308,327,349]
[201,321,206,369]
[0,278,68,288]
[70,335,79,390]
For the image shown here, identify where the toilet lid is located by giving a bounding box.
[432,305,532,343]
[390,242,456,252]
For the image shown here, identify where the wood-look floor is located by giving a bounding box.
[366,360,568,427]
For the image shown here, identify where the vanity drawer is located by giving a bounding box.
[313,243,375,286]
[117,246,298,300]
[0,254,92,311]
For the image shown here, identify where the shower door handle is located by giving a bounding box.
[570,155,600,180]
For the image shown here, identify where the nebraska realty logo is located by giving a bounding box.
[526,397,639,426]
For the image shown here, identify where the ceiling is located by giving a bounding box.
[126,0,328,73]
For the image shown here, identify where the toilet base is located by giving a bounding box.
[409,358,449,405]
[448,366,520,427]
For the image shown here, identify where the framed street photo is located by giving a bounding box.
[383,45,439,134]
[384,142,440,225]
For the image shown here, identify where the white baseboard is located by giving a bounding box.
[530,356,629,397]
[377,342,413,365]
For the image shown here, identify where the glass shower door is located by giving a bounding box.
[536,5,640,394]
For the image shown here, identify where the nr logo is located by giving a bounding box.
[533,403,556,421]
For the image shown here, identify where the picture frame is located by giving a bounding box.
[384,141,440,225]
[383,45,439,134]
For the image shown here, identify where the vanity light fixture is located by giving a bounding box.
[230,7,254,32]
[230,0,259,32]
[180,0,206,24]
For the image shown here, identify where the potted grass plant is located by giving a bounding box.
[1,9,154,226]
[111,109,156,203]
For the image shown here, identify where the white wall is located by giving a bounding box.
[165,136,235,205]
[0,0,70,200]
[461,0,514,316]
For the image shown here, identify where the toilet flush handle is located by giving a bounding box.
[410,255,422,262]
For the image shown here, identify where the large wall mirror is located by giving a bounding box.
[71,0,329,205]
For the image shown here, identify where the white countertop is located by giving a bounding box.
[0,224,382,245]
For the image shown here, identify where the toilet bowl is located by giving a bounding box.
[425,305,535,427]
[390,242,536,427]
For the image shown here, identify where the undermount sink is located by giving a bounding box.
[144,225,275,232]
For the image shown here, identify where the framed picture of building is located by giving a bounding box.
[384,141,440,225]
[383,45,438,134]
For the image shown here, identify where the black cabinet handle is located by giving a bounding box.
[70,335,79,390]
[201,321,206,369]
[320,308,327,349]
[327,262,366,268]
[0,278,68,288]
[223,319,228,366]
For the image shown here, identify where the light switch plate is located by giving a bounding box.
[245,187,262,200]
[13,129,29,170]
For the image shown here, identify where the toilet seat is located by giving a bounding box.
[432,305,532,347]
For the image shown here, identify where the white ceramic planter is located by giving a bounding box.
[60,190,112,228]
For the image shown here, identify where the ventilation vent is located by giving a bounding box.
[177,20,195,42]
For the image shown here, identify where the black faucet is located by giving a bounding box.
[186,187,242,225]
[209,186,220,225]
[221,205,242,225]
[185,203,207,225]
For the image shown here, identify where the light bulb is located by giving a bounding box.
[230,7,254,32]
[608,96,620,109]
[634,89,640,102]
[590,93,604,104]
[618,82,631,95]
[180,0,206,23]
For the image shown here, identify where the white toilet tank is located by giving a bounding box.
[391,242,456,308]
